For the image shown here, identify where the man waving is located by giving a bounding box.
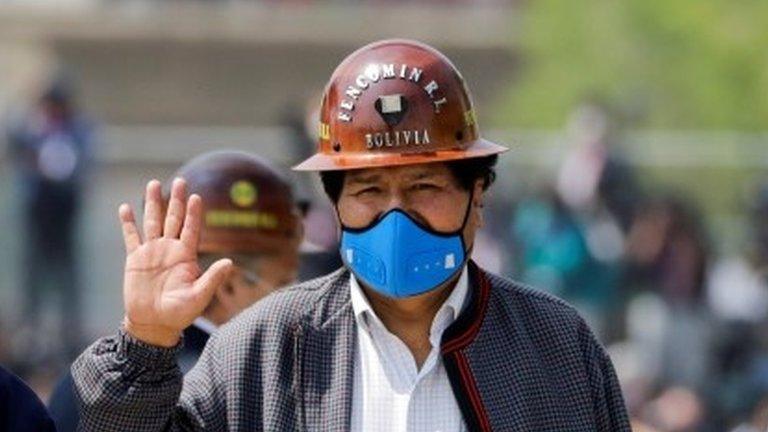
[73,39,630,431]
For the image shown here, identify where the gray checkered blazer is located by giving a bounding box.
[72,262,630,431]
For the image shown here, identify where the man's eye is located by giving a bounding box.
[413,183,438,191]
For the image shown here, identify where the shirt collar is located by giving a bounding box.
[193,316,219,335]
[349,267,470,336]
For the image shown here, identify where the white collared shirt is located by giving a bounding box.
[349,269,469,432]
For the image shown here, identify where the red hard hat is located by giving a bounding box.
[293,39,508,172]
[168,150,301,254]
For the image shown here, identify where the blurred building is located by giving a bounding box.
[0,0,521,338]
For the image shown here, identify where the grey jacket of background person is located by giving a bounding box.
[72,262,631,431]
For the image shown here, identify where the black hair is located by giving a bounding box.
[319,155,498,203]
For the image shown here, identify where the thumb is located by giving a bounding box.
[191,258,233,305]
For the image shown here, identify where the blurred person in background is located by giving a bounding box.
[707,179,768,426]
[557,99,640,234]
[638,386,706,432]
[47,150,303,432]
[509,188,617,333]
[557,101,640,339]
[161,150,304,369]
[5,74,95,363]
[510,100,633,340]
[707,179,768,324]
[624,195,714,394]
[0,364,56,431]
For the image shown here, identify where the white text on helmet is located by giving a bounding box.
[364,129,430,149]
[337,63,446,122]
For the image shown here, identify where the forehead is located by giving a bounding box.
[344,162,453,184]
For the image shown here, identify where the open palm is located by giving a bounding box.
[120,179,232,347]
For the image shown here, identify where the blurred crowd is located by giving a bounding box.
[497,102,768,432]
[1,77,768,432]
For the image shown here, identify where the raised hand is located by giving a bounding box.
[120,178,233,347]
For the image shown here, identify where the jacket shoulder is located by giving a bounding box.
[479,271,611,381]
[485,271,583,321]
[482,271,595,346]
[213,267,349,344]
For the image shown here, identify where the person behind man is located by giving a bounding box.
[163,150,303,371]
[72,39,630,431]
[49,150,302,431]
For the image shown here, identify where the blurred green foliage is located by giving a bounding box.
[493,0,768,130]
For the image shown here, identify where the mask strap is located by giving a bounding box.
[459,188,475,231]
[333,202,342,228]
[455,188,478,267]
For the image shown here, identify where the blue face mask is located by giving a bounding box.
[339,200,471,298]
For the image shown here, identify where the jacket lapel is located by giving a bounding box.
[296,271,356,432]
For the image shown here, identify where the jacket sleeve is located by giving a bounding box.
[580,320,632,432]
[71,328,227,432]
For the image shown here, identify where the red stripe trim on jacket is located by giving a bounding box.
[454,351,492,431]
[441,262,493,430]
[442,263,490,353]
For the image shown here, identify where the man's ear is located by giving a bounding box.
[473,179,485,207]
[472,179,485,203]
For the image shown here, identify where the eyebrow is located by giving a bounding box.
[346,174,382,185]
[408,171,440,181]
[346,170,443,185]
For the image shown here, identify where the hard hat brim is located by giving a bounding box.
[292,138,509,172]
